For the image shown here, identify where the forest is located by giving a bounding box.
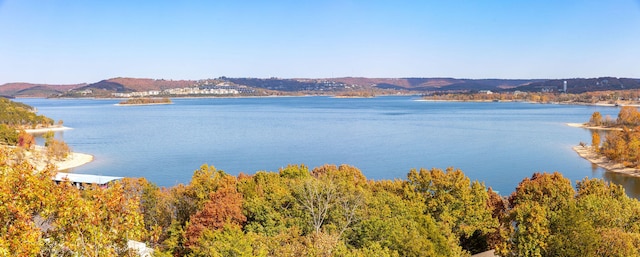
[2,147,640,256]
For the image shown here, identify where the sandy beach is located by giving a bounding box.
[13,146,95,171]
[24,126,72,133]
[49,152,94,171]
[565,123,622,131]
[573,145,640,177]
[566,123,585,128]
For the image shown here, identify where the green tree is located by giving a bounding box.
[506,201,550,257]
[407,167,498,254]
[189,224,256,257]
[350,180,462,257]
[239,171,297,236]
[0,124,18,145]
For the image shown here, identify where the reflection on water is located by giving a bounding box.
[589,162,640,199]
[603,170,640,199]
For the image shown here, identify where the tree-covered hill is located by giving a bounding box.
[78,77,196,93]
[0,83,85,97]
[0,97,53,129]
[513,77,640,93]
[0,97,54,145]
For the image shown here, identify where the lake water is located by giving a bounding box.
[15,97,640,197]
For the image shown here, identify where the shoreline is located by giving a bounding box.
[417,97,640,107]
[565,122,623,131]
[50,151,94,171]
[573,145,640,177]
[24,126,72,133]
[26,146,94,171]
[4,145,95,172]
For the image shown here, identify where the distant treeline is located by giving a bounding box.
[516,77,640,94]
[425,89,640,104]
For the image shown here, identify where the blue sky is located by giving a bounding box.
[1,0,639,84]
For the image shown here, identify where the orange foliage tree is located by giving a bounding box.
[184,176,246,248]
[617,106,640,127]
[17,130,35,149]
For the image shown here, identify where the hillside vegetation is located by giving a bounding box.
[0,97,53,129]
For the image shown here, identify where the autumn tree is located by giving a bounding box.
[508,172,574,212]
[0,148,57,255]
[591,131,601,152]
[185,176,246,249]
[44,131,71,161]
[601,127,640,167]
[498,172,640,256]
[589,111,603,126]
[0,147,146,256]
[17,130,35,149]
[617,106,640,127]
[499,172,574,256]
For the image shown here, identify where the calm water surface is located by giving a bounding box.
[16,97,640,197]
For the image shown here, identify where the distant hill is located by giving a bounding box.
[2,76,639,97]
[220,77,357,92]
[328,77,543,91]
[99,77,194,92]
[78,78,196,93]
[0,83,85,97]
[512,77,640,93]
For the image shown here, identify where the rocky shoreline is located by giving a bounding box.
[573,145,640,177]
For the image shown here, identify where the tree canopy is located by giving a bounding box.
[2,145,640,256]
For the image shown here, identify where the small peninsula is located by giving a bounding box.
[116,97,172,106]
[0,98,93,171]
[573,106,640,176]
